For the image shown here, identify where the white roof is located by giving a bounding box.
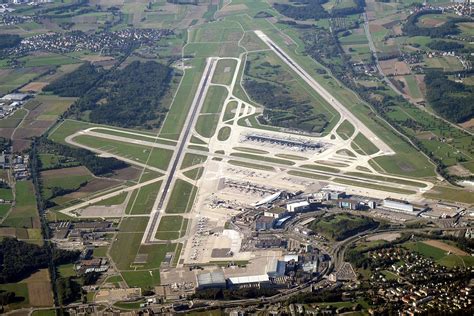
[228,274,269,285]
[284,254,298,262]
[288,200,309,207]
[254,191,281,206]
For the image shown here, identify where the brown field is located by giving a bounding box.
[109,166,142,181]
[24,269,54,307]
[379,59,410,76]
[19,82,49,93]
[423,240,468,256]
[42,165,91,178]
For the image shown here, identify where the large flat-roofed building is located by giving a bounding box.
[382,198,414,212]
[286,200,310,213]
[196,271,226,290]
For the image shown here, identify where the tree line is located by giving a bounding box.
[424,71,474,123]
[45,60,173,129]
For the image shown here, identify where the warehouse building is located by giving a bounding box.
[196,271,227,290]
[382,198,414,213]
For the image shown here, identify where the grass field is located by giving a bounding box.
[165,179,197,214]
[212,59,238,85]
[351,133,379,155]
[223,100,238,121]
[336,120,355,140]
[230,152,295,166]
[2,181,40,230]
[126,181,162,215]
[404,241,474,268]
[195,114,220,138]
[181,153,207,169]
[228,159,275,171]
[217,126,231,141]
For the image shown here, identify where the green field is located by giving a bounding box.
[165,179,197,214]
[228,160,275,171]
[336,120,355,140]
[403,241,474,268]
[2,181,40,229]
[212,59,238,85]
[180,153,207,169]
[223,100,238,121]
[230,152,295,166]
[126,181,162,215]
[351,133,379,155]
[217,126,231,141]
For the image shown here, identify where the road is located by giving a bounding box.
[254,30,394,155]
[142,57,217,244]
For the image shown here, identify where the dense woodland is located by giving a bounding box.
[402,11,467,38]
[46,61,173,129]
[43,63,103,97]
[0,238,79,284]
[0,34,21,50]
[274,0,329,20]
[38,137,127,176]
[424,71,474,123]
[244,79,328,133]
[310,213,379,241]
[426,40,464,52]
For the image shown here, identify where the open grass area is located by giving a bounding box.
[287,170,331,180]
[351,133,379,155]
[126,181,162,215]
[228,159,275,171]
[223,101,238,121]
[165,179,197,214]
[333,178,417,195]
[2,180,39,229]
[345,172,428,188]
[230,152,295,165]
[180,153,207,169]
[121,270,161,289]
[183,167,204,181]
[403,241,474,268]
[423,185,474,204]
[301,164,340,173]
[212,59,238,85]
[195,114,220,138]
[217,126,231,141]
[201,85,228,114]
[336,120,355,140]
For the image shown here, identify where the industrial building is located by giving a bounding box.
[287,200,310,213]
[196,271,227,290]
[383,198,414,213]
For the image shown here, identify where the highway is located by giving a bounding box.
[142,57,217,244]
[254,30,394,155]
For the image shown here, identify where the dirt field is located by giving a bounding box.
[24,269,54,307]
[19,82,48,93]
[423,240,468,256]
[367,232,401,242]
[379,59,411,76]
[42,165,91,178]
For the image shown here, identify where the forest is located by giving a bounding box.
[0,34,21,50]
[38,137,128,176]
[426,40,464,52]
[244,79,328,133]
[0,238,79,284]
[402,11,467,38]
[43,63,103,97]
[424,71,474,123]
[274,0,329,20]
[56,61,173,129]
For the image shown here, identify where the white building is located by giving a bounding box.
[286,200,310,213]
[382,198,414,212]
